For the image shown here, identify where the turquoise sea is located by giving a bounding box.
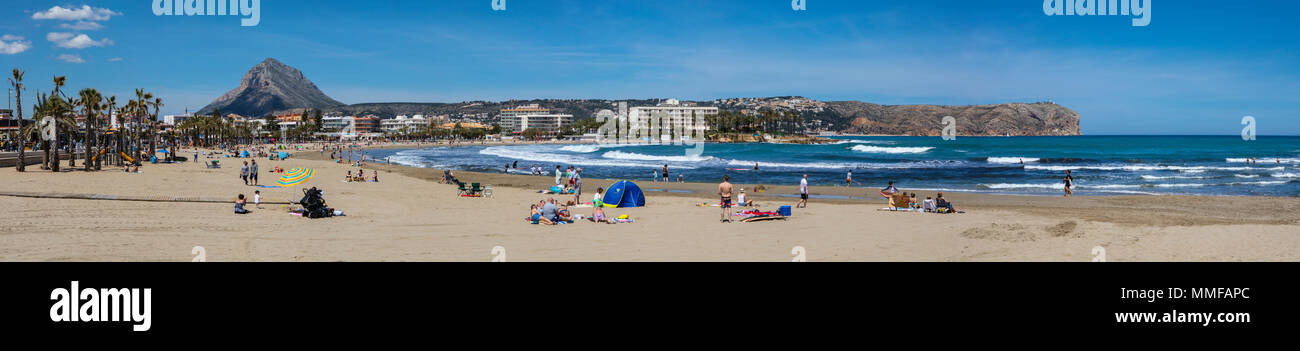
[368,136,1300,196]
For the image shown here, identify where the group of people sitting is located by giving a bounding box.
[528,197,574,225]
[881,181,961,213]
[345,169,378,183]
[527,188,623,225]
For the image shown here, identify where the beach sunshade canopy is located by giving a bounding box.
[277,167,315,187]
[277,151,289,159]
[602,180,646,208]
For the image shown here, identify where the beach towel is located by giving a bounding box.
[741,216,787,223]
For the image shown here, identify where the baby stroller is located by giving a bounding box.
[299,187,333,219]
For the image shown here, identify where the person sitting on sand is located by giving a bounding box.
[908,193,919,209]
[738,188,758,207]
[372,172,379,183]
[528,204,549,225]
[345,171,353,182]
[592,205,608,223]
[936,193,959,213]
[922,196,937,212]
[593,187,605,207]
[235,194,251,214]
[541,198,560,224]
[558,204,572,223]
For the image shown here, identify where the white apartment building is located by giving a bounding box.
[499,104,573,133]
[163,113,193,126]
[624,99,717,140]
[381,114,428,134]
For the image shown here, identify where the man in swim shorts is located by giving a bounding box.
[719,175,734,223]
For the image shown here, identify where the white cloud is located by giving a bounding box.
[47,32,113,49]
[108,57,123,62]
[58,21,104,31]
[0,35,32,55]
[57,54,85,64]
[32,5,120,22]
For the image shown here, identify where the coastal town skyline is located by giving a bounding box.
[2,1,1298,134]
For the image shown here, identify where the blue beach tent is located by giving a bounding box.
[601,180,646,208]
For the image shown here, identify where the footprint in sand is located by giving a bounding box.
[961,221,1082,242]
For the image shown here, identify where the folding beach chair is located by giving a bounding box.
[470,183,483,196]
[457,181,470,196]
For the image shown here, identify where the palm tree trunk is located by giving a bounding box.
[41,140,49,170]
[14,119,24,172]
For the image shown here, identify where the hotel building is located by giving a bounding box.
[499,104,574,134]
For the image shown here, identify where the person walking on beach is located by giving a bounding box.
[653,169,659,182]
[240,161,250,185]
[798,174,809,208]
[846,169,853,187]
[249,160,259,186]
[555,165,563,185]
[1063,170,1074,197]
[718,175,734,223]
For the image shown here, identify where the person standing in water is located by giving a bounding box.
[1063,170,1074,197]
[662,164,669,183]
[846,169,853,187]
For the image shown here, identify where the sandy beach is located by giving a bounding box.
[2,144,1298,262]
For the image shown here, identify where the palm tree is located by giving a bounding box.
[147,96,161,158]
[46,76,68,172]
[102,95,116,168]
[9,69,25,172]
[79,88,101,171]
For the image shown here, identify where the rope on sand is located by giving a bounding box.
[0,191,294,205]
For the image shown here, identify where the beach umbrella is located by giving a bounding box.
[276,167,315,187]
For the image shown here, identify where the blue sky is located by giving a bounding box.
[1,0,1298,135]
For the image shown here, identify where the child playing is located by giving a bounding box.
[254,190,263,209]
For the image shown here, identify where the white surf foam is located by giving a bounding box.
[560,145,601,153]
[479,146,697,169]
[1026,165,1285,172]
[987,157,1040,164]
[850,145,934,154]
[601,150,715,163]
